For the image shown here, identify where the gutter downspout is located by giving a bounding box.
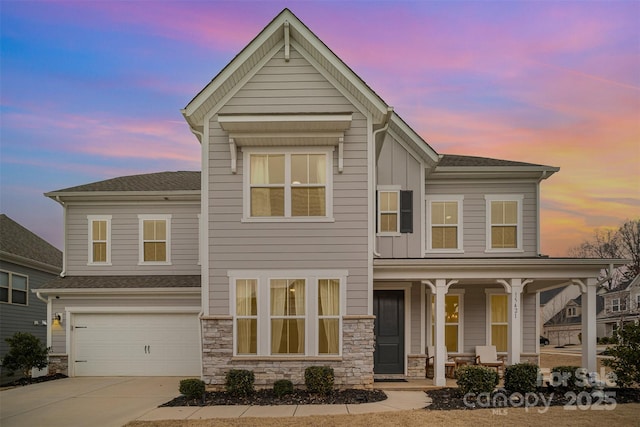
[373,107,394,258]
[36,291,53,353]
[54,196,67,277]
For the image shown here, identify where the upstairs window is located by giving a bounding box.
[567,306,577,317]
[138,215,171,264]
[377,187,413,235]
[427,196,463,252]
[0,271,28,305]
[245,149,332,221]
[611,298,620,312]
[88,215,111,265]
[485,195,523,251]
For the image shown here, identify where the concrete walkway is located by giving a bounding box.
[137,389,431,422]
[0,377,431,427]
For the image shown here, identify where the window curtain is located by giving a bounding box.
[292,280,305,353]
[236,280,256,354]
[319,279,339,354]
[270,280,287,353]
[491,295,508,352]
[251,155,271,216]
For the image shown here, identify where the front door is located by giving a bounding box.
[373,290,405,374]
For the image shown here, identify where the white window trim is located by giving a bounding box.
[425,195,464,253]
[567,306,577,317]
[0,270,29,306]
[485,289,509,353]
[611,298,620,312]
[427,289,465,354]
[241,147,334,223]
[485,194,524,253]
[228,269,347,357]
[138,214,172,265]
[87,215,112,266]
[377,185,401,236]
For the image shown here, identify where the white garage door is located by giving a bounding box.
[72,313,201,376]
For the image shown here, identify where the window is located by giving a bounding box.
[235,279,258,355]
[0,271,28,305]
[485,195,523,251]
[377,188,413,234]
[567,307,577,317]
[612,298,620,312]
[378,189,399,233]
[636,294,640,310]
[88,215,111,264]
[245,149,332,220]
[318,279,340,354]
[489,294,508,352]
[230,270,346,356]
[430,293,463,352]
[427,196,463,251]
[138,215,171,264]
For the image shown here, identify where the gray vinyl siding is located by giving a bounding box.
[49,294,200,353]
[0,260,55,363]
[458,285,488,353]
[376,135,423,258]
[65,203,200,275]
[522,292,537,353]
[425,181,538,257]
[208,45,370,316]
[410,283,422,354]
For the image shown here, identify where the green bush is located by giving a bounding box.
[602,322,640,387]
[179,378,205,400]
[504,363,540,394]
[225,369,255,397]
[550,365,588,391]
[273,379,294,397]
[304,366,334,395]
[1,332,50,378]
[455,365,499,395]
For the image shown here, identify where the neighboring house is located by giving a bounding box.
[539,285,581,337]
[597,275,640,338]
[36,9,623,388]
[0,214,62,380]
[543,294,604,346]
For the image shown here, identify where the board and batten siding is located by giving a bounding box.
[49,295,200,353]
[376,134,423,258]
[208,45,370,316]
[64,203,200,275]
[425,181,539,257]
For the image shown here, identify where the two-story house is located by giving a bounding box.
[37,9,623,388]
[1,214,62,381]
[597,275,640,338]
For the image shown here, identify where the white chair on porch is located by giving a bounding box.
[475,345,506,377]
[426,346,457,379]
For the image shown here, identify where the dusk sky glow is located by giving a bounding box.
[1,1,638,256]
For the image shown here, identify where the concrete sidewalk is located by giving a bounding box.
[136,390,432,422]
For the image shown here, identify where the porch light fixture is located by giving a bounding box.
[52,313,63,326]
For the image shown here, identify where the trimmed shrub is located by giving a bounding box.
[179,378,205,400]
[550,365,589,391]
[304,366,334,395]
[455,365,499,395]
[273,379,294,397]
[225,369,255,397]
[602,322,640,387]
[504,363,540,394]
[1,332,50,378]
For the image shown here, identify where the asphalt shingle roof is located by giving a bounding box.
[0,214,62,270]
[49,171,200,193]
[39,275,201,290]
[439,154,553,168]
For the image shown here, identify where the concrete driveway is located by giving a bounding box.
[0,376,184,427]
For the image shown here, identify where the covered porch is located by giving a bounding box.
[373,258,624,386]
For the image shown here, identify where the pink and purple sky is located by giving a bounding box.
[1,1,638,256]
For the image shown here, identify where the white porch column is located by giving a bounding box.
[508,279,524,365]
[580,277,598,372]
[433,279,448,387]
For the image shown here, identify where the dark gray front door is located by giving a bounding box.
[373,290,405,374]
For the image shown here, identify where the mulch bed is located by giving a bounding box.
[161,388,387,407]
[425,387,640,410]
[0,373,68,388]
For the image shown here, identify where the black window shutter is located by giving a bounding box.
[400,190,413,233]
